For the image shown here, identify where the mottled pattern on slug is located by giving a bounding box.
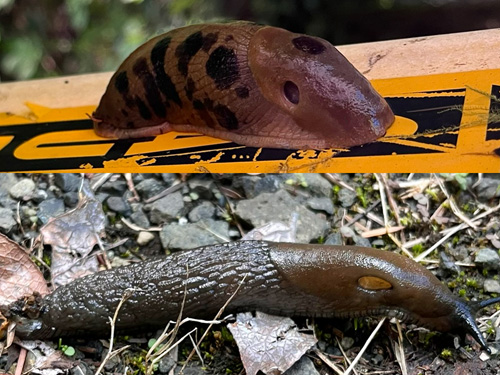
[92,22,395,149]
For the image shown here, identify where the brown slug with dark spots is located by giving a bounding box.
[92,22,394,149]
[11,241,499,353]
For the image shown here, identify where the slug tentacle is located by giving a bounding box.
[92,22,394,149]
[10,241,494,353]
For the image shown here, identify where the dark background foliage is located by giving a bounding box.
[1,0,499,81]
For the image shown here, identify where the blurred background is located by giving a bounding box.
[1,0,499,82]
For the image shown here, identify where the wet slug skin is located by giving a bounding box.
[11,241,498,352]
[92,22,395,149]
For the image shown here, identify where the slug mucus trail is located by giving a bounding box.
[92,22,395,149]
[8,241,500,353]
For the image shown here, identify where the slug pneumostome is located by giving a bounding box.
[11,241,499,352]
[92,22,395,149]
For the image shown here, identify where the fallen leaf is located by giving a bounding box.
[40,181,105,287]
[228,312,317,375]
[0,234,49,307]
[242,214,298,242]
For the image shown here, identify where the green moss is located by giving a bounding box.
[440,348,453,359]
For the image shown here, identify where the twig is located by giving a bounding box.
[121,217,162,232]
[314,349,345,375]
[143,181,185,204]
[434,174,477,229]
[323,174,356,192]
[90,173,112,191]
[375,175,409,257]
[415,201,500,262]
[180,274,248,374]
[124,173,140,202]
[344,318,386,375]
[393,320,407,375]
[95,289,136,375]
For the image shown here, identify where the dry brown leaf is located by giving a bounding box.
[0,234,49,307]
[228,312,317,375]
[40,181,105,288]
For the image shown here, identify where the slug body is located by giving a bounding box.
[13,241,497,351]
[92,22,394,149]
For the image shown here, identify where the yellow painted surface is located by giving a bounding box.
[0,69,499,172]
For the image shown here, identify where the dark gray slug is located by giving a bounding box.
[12,241,499,351]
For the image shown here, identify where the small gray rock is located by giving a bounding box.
[340,226,355,238]
[174,366,204,375]
[484,279,500,294]
[10,178,36,200]
[235,190,328,243]
[0,208,16,233]
[307,197,334,215]
[160,219,229,250]
[302,174,333,197]
[188,201,216,222]
[136,178,166,200]
[158,355,176,374]
[130,209,151,228]
[54,173,81,192]
[161,173,177,186]
[284,356,319,375]
[188,176,214,199]
[475,248,500,270]
[106,196,131,215]
[31,189,48,204]
[325,232,342,245]
[70,361,94,375]
[371,353,385,365]
[353,235,371,247]
[37,198,65,224]
[63,192,80,207]
[341,336,355,349]
[475,177,500,200]
[338,188,357,208]
[439,252,460,275]
[100,179,128,195]
[149,192,185,224]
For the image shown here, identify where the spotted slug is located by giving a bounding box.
[11,241,498,352]
[92,22,395,149]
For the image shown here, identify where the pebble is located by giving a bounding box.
[341,336,355,349]
[0,207,16,233]
[284,356,320,375]
[338,187,357,208]
[37,198,65,224]
[106,196,131,215]
[130,209,151,228]
[135,178,166,200]
[188,201,216,222]
[474,248,500,270]
[137,231,155,246]
[307,197,334,214]
[54,173,81,192]
[10,178,36,200]
[475,177,500,200]
[160,219,229,250]
[484,279,500,294]
[148,192,185,223]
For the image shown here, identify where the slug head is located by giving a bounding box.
[248,27,395,148]
[270,244,495,352]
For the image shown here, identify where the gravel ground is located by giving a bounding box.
[0,173,499,375]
